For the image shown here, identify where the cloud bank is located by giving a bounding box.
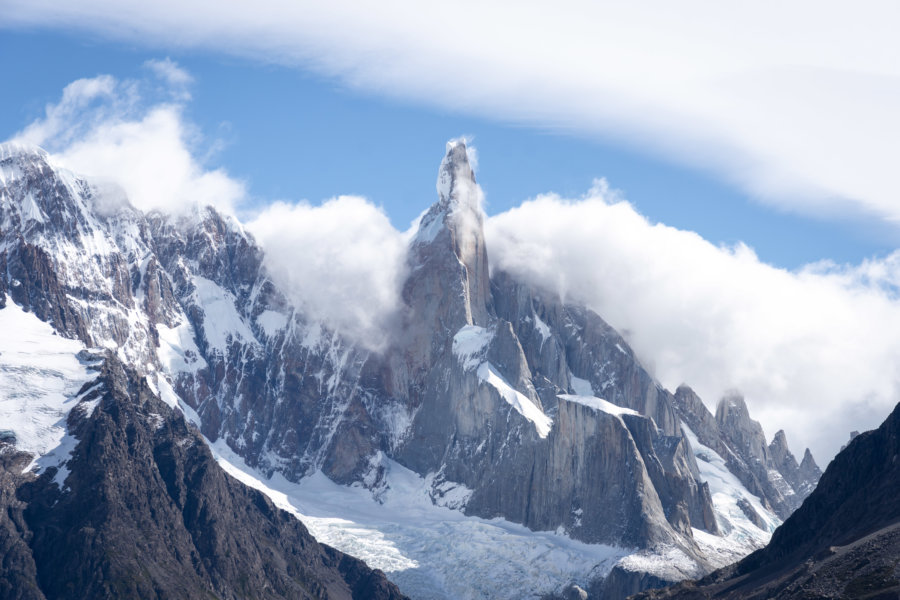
[5,0,900,228]
[485,186,900,463]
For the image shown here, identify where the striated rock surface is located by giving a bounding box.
[674,386,819,521]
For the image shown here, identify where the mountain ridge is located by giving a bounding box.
[0,140,821,598]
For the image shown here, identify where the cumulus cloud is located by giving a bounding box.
[485,185,900,463]
[5,0,900,228]
[6,69,411,350]
[10,69,244,215]
[246,197,408,350]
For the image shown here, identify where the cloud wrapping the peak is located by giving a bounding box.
[5,70,409,351]
[246,197,409,350]
[11,69,244,215]
[485,188,900,462]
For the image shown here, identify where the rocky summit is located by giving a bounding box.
[0,141,822,598]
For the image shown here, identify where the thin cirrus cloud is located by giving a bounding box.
[5,0,900,228]
[9,66,900,463]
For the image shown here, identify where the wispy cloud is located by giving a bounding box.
[5,0,900,227]
[144,57,194,100]
[10,65,243,215]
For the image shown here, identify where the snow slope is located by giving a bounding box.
[210,441,625,600]
[0,302,97,479]
[558,394,641,419]
[478,362,552,438]
[682,424,779,566]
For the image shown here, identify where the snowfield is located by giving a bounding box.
[681,423,779,566]
[0,302,97,482]
[210,441,626,600]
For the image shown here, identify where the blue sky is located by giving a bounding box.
[3,3,900,461]
[0,29,892,270]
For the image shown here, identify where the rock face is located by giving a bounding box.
[633,401,900,600]
[674,386,819,520]
[0,140,821,597]
[0,354,406,600]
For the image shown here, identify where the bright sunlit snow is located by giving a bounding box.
[681,423,778,565]
[209,440,625,600]
[478,362,552,438]
[0,302,96,476]
[452,325,493,371]
[192,276,260,353]
[558,394,640,419]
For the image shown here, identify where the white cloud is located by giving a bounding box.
[145,57,193,87]
[10,70,244,215]
[5,0,900,227]
[9,63,899,464]
[144,57,194,100]
[485,186,900,464]
[246,197,408,350]
[7,70,408,351]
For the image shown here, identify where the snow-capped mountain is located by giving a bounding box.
[0,140,821,598]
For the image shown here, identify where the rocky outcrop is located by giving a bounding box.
[673,386,819,520]
[633,402,900,600]
[3,355,406,600]
[386,142,718,554]
[797,448,822,493]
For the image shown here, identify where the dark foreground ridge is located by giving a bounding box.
[0,355,407,600]
[632,402,900,600]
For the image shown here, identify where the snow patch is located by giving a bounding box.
[426,474,474,511]
[192,276,259,353]
[148,373,202,428]
[558,394,640,419]
[477,362,552,438]
[568,372,595,397]
[156,320,207,373]
[413,209,446,245]
[0,302,95,479]
[256,310,288,338]
[452,325,493,371]
[533,312,551,344]
[616,545,705,582]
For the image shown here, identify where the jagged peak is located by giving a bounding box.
[412,139,486,251]
[800,448,820,471]
[436,139,479,209]
[715,390,750,421]
[0,141,50,164]
[675,383,695,395]
[771,429,788,448]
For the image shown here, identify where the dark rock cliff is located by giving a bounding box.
[0,355,406,600]
[632,402,900,600]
